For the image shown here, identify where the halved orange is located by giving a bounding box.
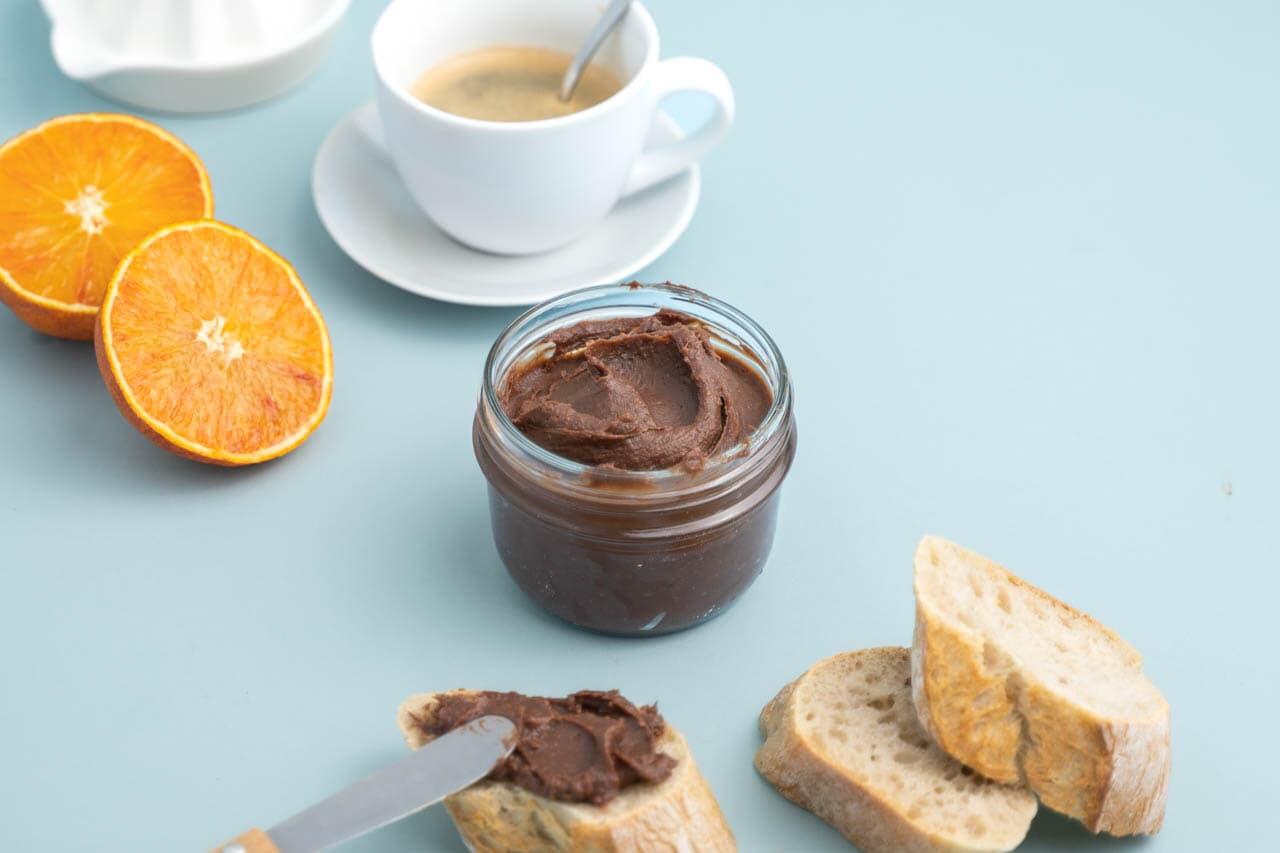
[95,221,333,466]
[0,113,213,339]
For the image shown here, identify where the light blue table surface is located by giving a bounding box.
[2,1,1276,850]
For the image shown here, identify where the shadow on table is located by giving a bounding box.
[0,3,105,114]
[0,199,512,498]
[290,184,524,344]
[0,314,284,496]
[1022,810,1155,851]
[371,456,593,641]
[359,451,717,651]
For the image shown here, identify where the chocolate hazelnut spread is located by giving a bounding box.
[498,311,773,471]
[416,690,676,804]
[475,284,797,635]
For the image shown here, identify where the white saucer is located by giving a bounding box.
[312,103,700,307]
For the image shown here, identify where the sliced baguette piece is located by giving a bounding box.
[911,535,1170,835]
[397,691,736,853]
[755,647,1037,852]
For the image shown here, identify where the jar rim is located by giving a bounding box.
[479,282,794,502]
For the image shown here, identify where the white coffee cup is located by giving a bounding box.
[371,0,734,255]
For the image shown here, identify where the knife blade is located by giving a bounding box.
[214,715,515,853]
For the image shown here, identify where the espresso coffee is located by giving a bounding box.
[411,45,624,122]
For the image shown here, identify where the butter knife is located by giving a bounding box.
[212,715,515,853]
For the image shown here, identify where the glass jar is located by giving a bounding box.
[473,283,796,636]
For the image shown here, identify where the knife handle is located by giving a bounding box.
[211,828,279,853]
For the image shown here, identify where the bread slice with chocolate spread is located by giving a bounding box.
[756,647,1037,852]
[397,690,736,852]
[911,535,1170,835]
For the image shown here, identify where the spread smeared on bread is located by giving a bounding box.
[408,690,676,805]
[398,690,736,852]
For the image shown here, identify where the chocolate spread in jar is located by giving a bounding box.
[498,310,773,471]
[414,690,676,804]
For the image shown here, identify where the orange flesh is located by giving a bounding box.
[104,224,330,458]
[0,115,211,311]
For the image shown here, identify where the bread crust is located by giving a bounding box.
[911,536,1171,835]
[397,692,736,853]
[755,649,1035,853]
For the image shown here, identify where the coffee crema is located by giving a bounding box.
[410,45,624,122]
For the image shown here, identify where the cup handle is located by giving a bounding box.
[622,57,735,197]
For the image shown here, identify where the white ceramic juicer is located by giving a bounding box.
[41,0,351,112]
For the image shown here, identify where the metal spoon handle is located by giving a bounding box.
[559,0,632,101]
